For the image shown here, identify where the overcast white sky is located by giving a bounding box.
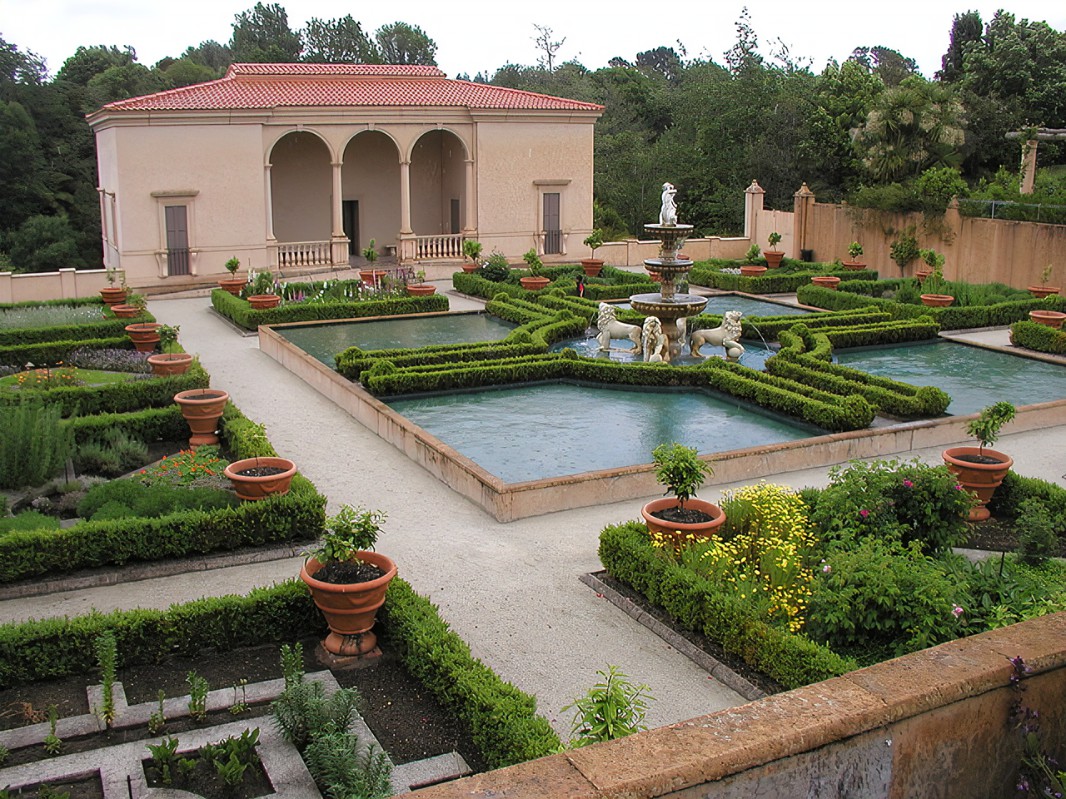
[2,0,1064,82]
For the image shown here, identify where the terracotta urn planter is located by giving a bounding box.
[174,388,229,449]
[125,322,162,353]
[842,260,867,271]
[110,304,141,319]
[763,250,784,269]
[224,456,297,501]
[519,276,551,291]
[147,352,193,376]
[581,258,604,277]
[641,497,727,541]
[915,267,933,284]
[247,294,281,309]
[100,287,127,306]
[1029,310,1066,329]
[300,551,398,657]
[461,263,479,273]
[1028,285,1060,299]
[811,276,841,290]
[740,265,768,277]
[218,277,246,296]
[942,446,1013,521]
[359,269,388,284]
[920,293,955,308]
[405,283,437,296]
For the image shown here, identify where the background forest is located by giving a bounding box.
[1,3,1064,272]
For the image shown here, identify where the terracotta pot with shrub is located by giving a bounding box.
[641,442,726,541]
[219,257,246,295]
[581,229,605,277]
[843,241,866,270]
[461,239,483,273]
[300,505,397,659]
[763,231,784,268]
[519,248,550,290]
[942,401,1016,522]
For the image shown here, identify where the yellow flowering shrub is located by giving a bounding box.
[673,483,815,632]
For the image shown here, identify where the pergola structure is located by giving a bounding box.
[1006,127,1066,194]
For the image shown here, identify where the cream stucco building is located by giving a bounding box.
[88,63,604,288]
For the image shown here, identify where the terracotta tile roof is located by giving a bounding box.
[99,63,604,113]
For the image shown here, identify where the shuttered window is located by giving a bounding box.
[165,205,190,276]
[543,193,561,254]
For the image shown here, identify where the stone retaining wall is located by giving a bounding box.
[410,612,1066,798]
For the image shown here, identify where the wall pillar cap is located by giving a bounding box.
[794,182,815,198]
[745,180,765,195]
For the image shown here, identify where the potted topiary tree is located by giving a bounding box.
[519,248,550,291]
[461,239,483,273]
[1029,264,1060,299]
[147,324,194,376]
[640,442,726,539]
[300,504,398,659]
[219,257,246,295]
[100,268,127,306]
[740,243,767,277]
[359,240,387,284]
[581,230,605,277]
[245,269,281,309]
[404,269,436,296]
[942,401,1016,521]
[763,231,784,268]
[843,241,866,270]
[918,249,954,307]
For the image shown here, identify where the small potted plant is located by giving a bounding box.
[1029,264,1060,299]
[942,401,1016,521]
[245,269,281,309]
[519,248,550,291]
[147,324,194,376]
[918,249,954,307]
[100,268,127,305]
[300,504,398,658]
[219,257,246,295]
[581,230,605,277]
[110,292,146,319]
[124,301,163,352]
[740,243,767,277]
[359,239,387,285]
[405,269,436,296]
[763,231,784,268]
[843,241,866,270]
[461,239,483,273]
[224,431,297,501]
[640,442,725,539]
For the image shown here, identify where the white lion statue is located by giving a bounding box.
[690,310,745,361]
[642,316,670,363]
[595,302,642,353]
[659,182,678,226]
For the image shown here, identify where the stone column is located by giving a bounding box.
[400,160,413,235]
[330,161,344,237]
[264,164,275,241]
[792,183,815,260]
[743,180,765,242]
[1020,140,1039,195]
[463,158,476,234]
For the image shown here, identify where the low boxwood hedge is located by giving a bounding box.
[453,264,655,301]
[689,261,879,293]
[0,359,210,416]
[599,521,854,690]
[0,578,560,768]
[0,313,155,347]
[211,288,448,330]
[1010,320,1066,354]
[0,335,135,367]
[0,402,326,583]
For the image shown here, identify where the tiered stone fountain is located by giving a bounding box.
[629,184,708,362]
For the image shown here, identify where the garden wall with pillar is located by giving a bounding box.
[411,612,1066,798]
[0,268,120,304]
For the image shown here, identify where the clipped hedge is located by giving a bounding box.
[336,341,544,381]
[0,312,155,347]
[731,307,892,340]
[818,318,941,349]
[768,351,950,418]
[599,521,854,690]
[0,360,210,416]
[384,578,561,767]
[988,472,1066,534]
[66,405,190,447]
[0,402,326,583]
[211,288,448,330]
[1010,320,1066,355]
[453,264,655,301]
[689,262,879,293]
[0,335,134,367]
[0,578,559,768]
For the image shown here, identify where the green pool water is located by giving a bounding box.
[276,313,517,364]
[836,341,1066,415]
[387,383,812,483]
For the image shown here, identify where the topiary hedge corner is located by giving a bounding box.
[212,288,448,330]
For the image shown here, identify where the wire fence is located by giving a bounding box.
[958,199,1066,225]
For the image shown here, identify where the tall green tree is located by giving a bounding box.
[302,15,379,64]
[230,3,302,63]
[937,11,983,83]
[374,22,437,66]
[181,40,233,74]
[848,46,918,87]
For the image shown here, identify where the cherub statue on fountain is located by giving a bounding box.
[642,316,670,362]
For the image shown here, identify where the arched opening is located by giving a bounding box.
[269,132,331,248]
[341,132,402,259]
[411,130,468,237]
